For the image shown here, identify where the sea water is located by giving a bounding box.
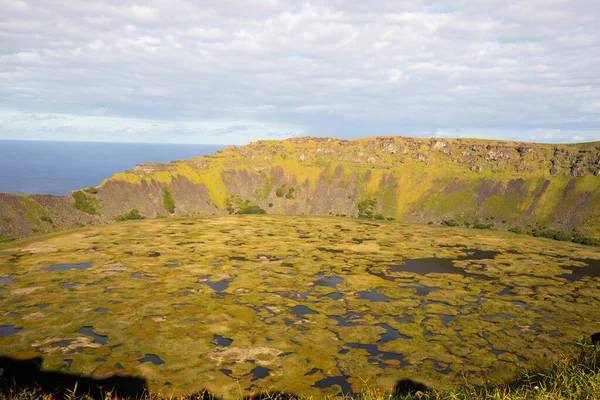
[0,140,226,195]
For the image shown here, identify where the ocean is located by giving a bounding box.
[0,141,227,195]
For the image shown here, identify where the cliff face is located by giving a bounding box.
[1,136,599,240]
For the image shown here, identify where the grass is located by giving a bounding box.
[115,209,145,222]
[0,216,599,398]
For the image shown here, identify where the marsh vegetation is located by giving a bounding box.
[0,216,599,398]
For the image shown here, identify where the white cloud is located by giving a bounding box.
[0,0,599,144]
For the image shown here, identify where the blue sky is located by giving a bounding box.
[1,0,599,145]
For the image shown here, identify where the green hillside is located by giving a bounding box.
[1,136,599,240]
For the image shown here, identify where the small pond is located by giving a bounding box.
[44,263,93,272]
[76,326,108,345]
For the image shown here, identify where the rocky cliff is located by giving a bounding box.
[1,136,599,240]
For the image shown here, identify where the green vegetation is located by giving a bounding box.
[472,221,494,230]
[509,226,600,247]
[357,198,377,219]
[0,233,13,242]
[115,209,145,222]
[439,219,600,247]
[226,196,266,214]
[285,187,295,200]
[82,187,98,194]
[441,219,459,227]
[238,205,266,214]
[427,342,600,400]
[253,176,274,200]
[162,187,175,214]
[72,191,100,215]
[276,185,287,197]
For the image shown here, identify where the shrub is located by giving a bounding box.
[0,233,13,243]
[72,191,100,215]
[162,187,175,214]
[553,230,574,242]
[374,213,385,220]
[116,209,145,222]
[238,205,266,214]
[441,219,459,227]
[508,226,527,234]
[40,215,53,224]
[285,188,295,200]
[357,199,377,219]
[473,221,493,229]
[83,186,98,194]
[275,186,286,197]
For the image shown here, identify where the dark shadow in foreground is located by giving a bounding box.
[0,356,303,400]
[393,379,430,398]
[0,356,147,399]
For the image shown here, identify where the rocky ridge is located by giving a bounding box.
[0,136,599,240]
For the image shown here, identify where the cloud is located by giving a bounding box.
[0,0,599,144]
[0,110,303,144]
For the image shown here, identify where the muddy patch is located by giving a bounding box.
[33,337,101,353]
[12,286,42,295]
[207,347,282,366]
[24,246,58,254]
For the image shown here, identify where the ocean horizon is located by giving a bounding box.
[0,140,227,195]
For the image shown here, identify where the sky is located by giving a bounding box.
[1,0,599,145]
